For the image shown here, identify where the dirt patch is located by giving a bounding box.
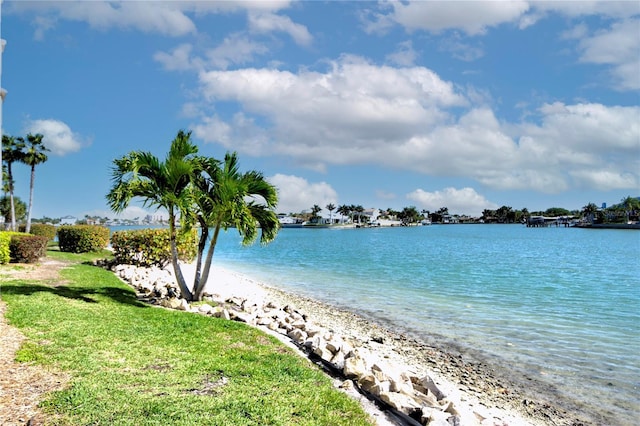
[0,260,71,425]
[0,259,71,284]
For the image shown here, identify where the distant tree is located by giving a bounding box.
[431,207,449,223]
[310,204,322,220]
[2,135,25,231]
[21,133,50,233]
[398,206,420,224]
[481,209,495,222]
[619,196,640,221]
[326,203,336,224]
[336,204,350,223]
[496,206,513,223]
[354,205,364,224]
[0,195,26,224]
[545,207,571,217]
[581,203,598,223]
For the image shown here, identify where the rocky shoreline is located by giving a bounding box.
[99,260,597,426]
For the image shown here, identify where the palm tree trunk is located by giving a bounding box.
[168,215,192,300]
[8,164,15,231]
[25,165,35,233]
[193,224,220,301]
[191,219,209,299]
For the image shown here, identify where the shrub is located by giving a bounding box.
[111,228,197,268]
[0,232,28,264]
[29,223,57,241]
[58,225,110,253]
[9,234,49,263]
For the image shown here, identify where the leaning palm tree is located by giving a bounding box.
[2,135,25,230]
[21,133,50,233]
[106,130,202,300]
[191,151,279,301]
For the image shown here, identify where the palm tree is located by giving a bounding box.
[21,133,50,233]
[106,130,202,300]
[2,135,25,231]
[192,151,279,301]
[326,203,335,225]
[354,205,364,224]
[336,204,350,224]
[311,204,322,221]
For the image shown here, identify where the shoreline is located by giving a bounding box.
[109,258,616,425]
[190,263,600,426]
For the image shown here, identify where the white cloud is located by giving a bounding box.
[386,40,418,66]
[8,0,296,39]
[575,18,640,91]
[206,33,269,69]
[191,53,639,195]
[406,187,498,217]
[195,55,467,169]
[248,11,313,46]
[24,119,85,156]
[367,1,530,35]
[267,174,338,214]
[154,43,203,72]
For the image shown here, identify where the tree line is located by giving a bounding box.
[1,134,49,232]
[286,197,640,225]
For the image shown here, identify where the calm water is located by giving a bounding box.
[209,224,640,425]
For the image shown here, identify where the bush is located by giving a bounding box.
[111,228,197,268]
[29,223,57,241]
[0,232,29,264]
[9,234,48,263]
[58,225,110,253]
[0,232,21,264]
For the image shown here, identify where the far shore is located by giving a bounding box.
[171,261,597,426]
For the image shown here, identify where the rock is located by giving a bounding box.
[161,298,182,309]
[330,350,346,370]
[372,362,414,395]
[379,391,422,416]
[287,328,307,344]
[357,373,379,393]
[415,375,447,400]
[178,298,190,311]
[198,304,214,314]
[343,355,367,379]
[339,379,354,390]
[326,337,343,354]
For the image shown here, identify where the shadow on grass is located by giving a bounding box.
[0,283,148,308]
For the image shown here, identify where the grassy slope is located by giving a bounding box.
[1,251,373,425]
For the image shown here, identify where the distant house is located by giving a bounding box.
[59,215,76,225]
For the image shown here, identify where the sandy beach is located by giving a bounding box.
[163,262,589,426]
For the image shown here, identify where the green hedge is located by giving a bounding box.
[9,234,49,263]
[57,225,110,253]
[0,232,24,264]
[111,228,197,268]
[29,223,57,240]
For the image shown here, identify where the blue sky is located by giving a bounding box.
[2,1,639,220]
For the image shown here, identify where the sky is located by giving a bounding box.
[1,0,639,220]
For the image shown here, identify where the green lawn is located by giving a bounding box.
[1,250,373,425]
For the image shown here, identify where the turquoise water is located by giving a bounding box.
[209,224,639,425]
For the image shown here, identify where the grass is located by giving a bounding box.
[0,249,373,425]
